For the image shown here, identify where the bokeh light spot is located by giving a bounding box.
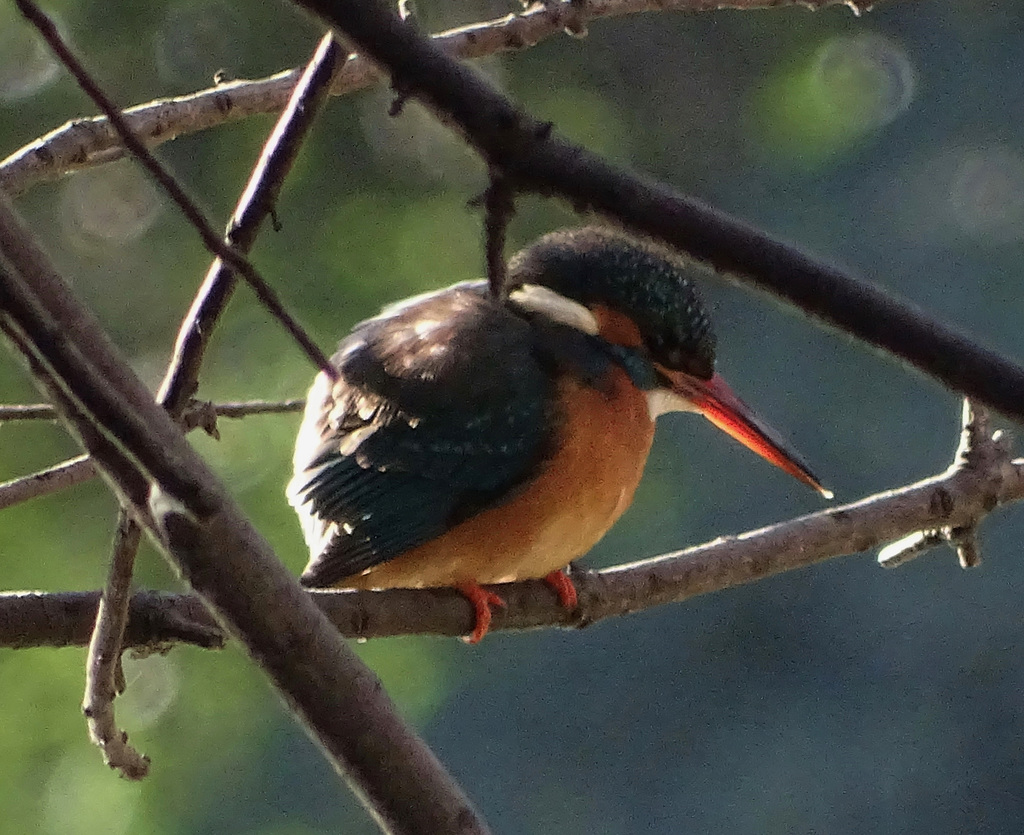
[814,33,916,133]
[0,10,61,102]
[753,32,915,169]
[949,145,1024,243]
[43,749,141,835]
[119,654,180,730]
[59,161,162,248]
[154,1,247,85]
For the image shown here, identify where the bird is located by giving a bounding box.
[287,226,830,642]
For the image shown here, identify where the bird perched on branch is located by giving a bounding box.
[288,227,829,642]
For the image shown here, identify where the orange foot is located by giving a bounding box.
[544,569,579,611]
[456,582,507,644]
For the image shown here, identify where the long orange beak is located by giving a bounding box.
[665,371,832,499]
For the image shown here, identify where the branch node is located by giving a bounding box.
[180,399,221,439]
[877,529,945,569]
[562,0,590,38]
[948,524,983,569]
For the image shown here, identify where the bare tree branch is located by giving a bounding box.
[13,0,335,381]
[30,27,344,783]
[6,422,1021,648]
[878,399,1002,569]
[0,184,490,834]
[481,170,515,298]
[0,400,302,512]
[0,590,225,651]
[0,398,304,423]
[3,42,346,772]
[283,0,1024,424]
[0,454,94,510]
[82,515,150,780]
[157,33,343,416]
[0,0,867,197]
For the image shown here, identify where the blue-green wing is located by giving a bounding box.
[287,286,557,587]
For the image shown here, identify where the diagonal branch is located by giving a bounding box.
[289,0,1024,423]
[157,33,343,415]
[14,0,334,380]
[0,177,490,835]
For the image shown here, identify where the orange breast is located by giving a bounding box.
[339,367,655,589]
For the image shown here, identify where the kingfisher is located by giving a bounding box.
[288,226,829,642]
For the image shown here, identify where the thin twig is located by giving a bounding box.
[0,454,94,510]
[157,33,343,415]
[82,514,150,780]
[0,403,58,420]
[13,0,334,380]
[0,398,305,423]
[878,399,1004,569]
[0,399,303,511]
[481,170,515,299]
[291,0,1024,423]
[209,398,305,417]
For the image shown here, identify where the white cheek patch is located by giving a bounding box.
[508,284,599,335]
[646,388,701,419]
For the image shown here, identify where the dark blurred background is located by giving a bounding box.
[2,1,1024,833]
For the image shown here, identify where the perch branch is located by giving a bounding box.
[2,0,867,196]
[6,418,1021,646]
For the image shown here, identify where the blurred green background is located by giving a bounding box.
[3,0,1024,832]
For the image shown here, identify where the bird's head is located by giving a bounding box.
[507,226,831,498]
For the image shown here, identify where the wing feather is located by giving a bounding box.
[287,285,556,587]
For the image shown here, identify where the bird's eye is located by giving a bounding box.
[649,337,684,371]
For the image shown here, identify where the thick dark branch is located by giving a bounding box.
[287,0,1024,423]
[0,315,150,514]
[1,0,863,197]
[0,191,488,834]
